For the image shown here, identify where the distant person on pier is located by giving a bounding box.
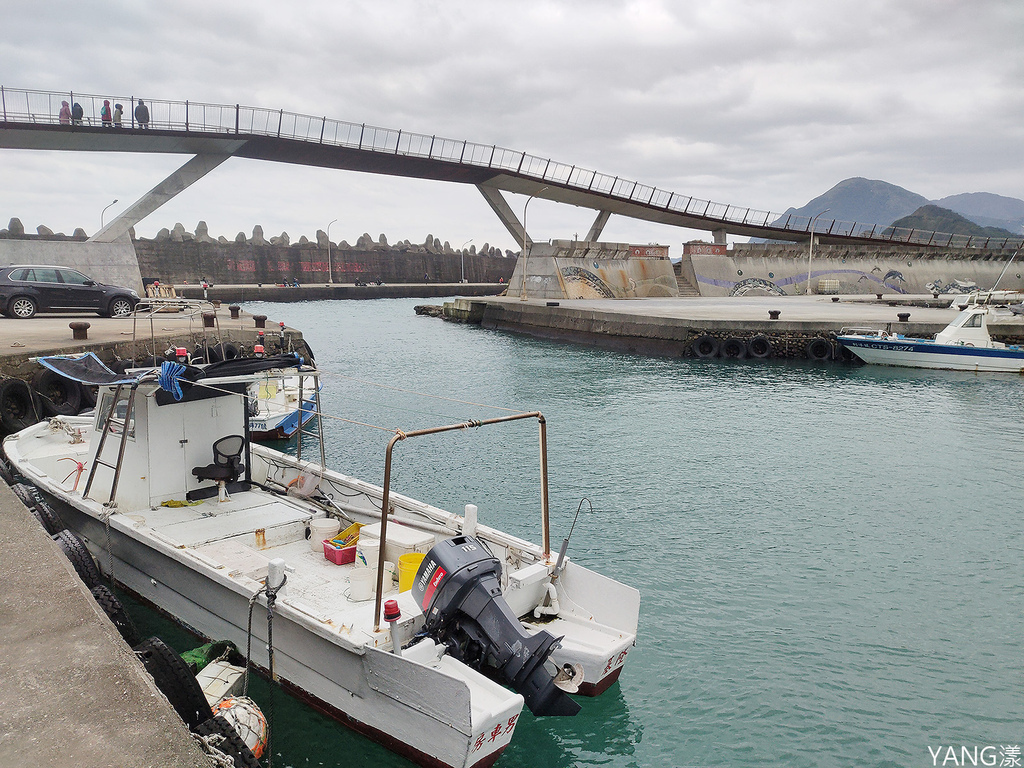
[424,272,429,283]
[71,102,83,125]
[135,99,150,128]
[100,100,112,127]
[113,103,124,127]
[58,101,71,125]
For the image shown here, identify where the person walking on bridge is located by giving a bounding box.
[100,99,112,127]
[71,102,83,125]
[113,103,123,128]
[134,99,150,128]
[58,101,71,125]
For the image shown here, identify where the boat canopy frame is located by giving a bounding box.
[372,412,551,631]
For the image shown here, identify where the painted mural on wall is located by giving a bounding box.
[554,258,677,299]
[559,266,616,298]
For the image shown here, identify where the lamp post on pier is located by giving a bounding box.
[519,187,548,301]
[326,218,338,284]
[806,208,830,296]
[100,198,118,228]
[460,239,473,283]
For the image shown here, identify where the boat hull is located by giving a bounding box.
[837,336,1024,373]
[42,498,517,768]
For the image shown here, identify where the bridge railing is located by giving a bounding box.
[2,86,1021,250]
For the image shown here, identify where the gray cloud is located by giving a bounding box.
[2,0,1022,252]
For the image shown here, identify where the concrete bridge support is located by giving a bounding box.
[476,185,532,250]
[90,153,235,243]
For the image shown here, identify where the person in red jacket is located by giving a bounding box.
[100,99,112,127]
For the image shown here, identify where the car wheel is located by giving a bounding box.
[108,298,136,317]
[9,296,37,319]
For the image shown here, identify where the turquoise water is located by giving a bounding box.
[149,298,1024,768]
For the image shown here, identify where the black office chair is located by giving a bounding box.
[192,435,245,501]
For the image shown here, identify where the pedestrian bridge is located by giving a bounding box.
[2,87,1018,250]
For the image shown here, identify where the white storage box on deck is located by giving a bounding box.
[359,521,435,565]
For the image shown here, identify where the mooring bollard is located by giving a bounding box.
[212,300,222,309]
[831,296,840,303]
[69,321,90,341]
[254,314,267,329]
[202,311,215,328]
[229,305,241,319]
[768,310,781,320]
[897,312,910,322]
[875,293,883,300]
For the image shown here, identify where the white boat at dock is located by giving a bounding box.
[248,374,319,441]
[836,293,1024,373]
[3,352,639,768]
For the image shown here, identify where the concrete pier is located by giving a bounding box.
[448,294,1024,359]
[0,484,213,767]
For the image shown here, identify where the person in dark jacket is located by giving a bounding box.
[71,102,84,125]
[134,99,150,129]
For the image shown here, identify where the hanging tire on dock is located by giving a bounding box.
[0,454,16,486]
[32,367,82,417]
[0,378,38,436]
[54,529,103,590]
[193,715,262,768]
[805,337,833,361]
[11,483,63,535]
[78,382,98,411]
[194,344,224,364]
[91,585,141,645]
[219,342,242,361]
[720,337,747,359]
[134,636,215,731]
[690,335,720,359]
[746,335,773,359]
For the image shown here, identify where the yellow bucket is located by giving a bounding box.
[398,552,427,592]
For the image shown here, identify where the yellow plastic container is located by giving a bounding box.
[398,552,427,592]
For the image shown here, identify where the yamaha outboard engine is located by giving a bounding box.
[412,535,580,717]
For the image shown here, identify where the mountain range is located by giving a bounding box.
[774,178,1024,237]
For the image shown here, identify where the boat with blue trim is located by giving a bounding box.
[837,297,1024,373]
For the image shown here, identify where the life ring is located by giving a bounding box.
[91,585,140,645]
[0,378,38,435]
[746,335,773,359]
[720,337,747,359]
[134,636,214,730]
[32,368,82,417]
[691,335,720,359]
[805,337,833,361]
[53,529,103,589]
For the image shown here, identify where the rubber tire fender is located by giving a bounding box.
[691,335,720,359]
[720,337,747,359]
[32,367,82,417]
[746,335,773,359]
[53,529,103,589]
[0,378,38,435]
[194,344,224,364]
[193,715,262,768]
[91,585,141,645]
[134,636,214,731]
[0,453,16,485]
[220,342,241,361]
[805,337,833,361]
[78,383,98,410]
[11,483,63,535]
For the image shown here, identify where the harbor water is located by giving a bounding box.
[143,297,1024,767]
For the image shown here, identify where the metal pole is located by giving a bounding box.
[327,218,338,283]
[460,239,472,283]
[101,199,119,228]
[806,208,830,296]
[519,187,548,301]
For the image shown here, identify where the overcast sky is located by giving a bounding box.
[2,0,1021,254]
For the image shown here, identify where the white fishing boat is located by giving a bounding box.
[248,374,319,441]
[836,301,1024,373]
[3,352,639,768]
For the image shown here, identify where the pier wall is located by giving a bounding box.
[133,238,516,286]
[690,244,1022,297]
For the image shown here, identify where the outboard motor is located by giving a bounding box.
[412,535,580,717]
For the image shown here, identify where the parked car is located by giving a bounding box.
[0,265,140,319]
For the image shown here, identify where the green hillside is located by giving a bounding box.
[884,204,1017,239]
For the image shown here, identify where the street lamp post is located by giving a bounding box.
[100,198,118,228]
[806,208,831,296]
[460,239,473,283]
[519,187,548,301]
[326,218,338,284]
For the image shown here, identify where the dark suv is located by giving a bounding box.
[0,265,140,319]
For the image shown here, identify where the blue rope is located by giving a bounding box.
[158,361,186,401]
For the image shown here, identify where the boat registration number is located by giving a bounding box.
[471,714,520,754]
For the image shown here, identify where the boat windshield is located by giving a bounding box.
[95,388,136,438]
[950,309,984,328]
